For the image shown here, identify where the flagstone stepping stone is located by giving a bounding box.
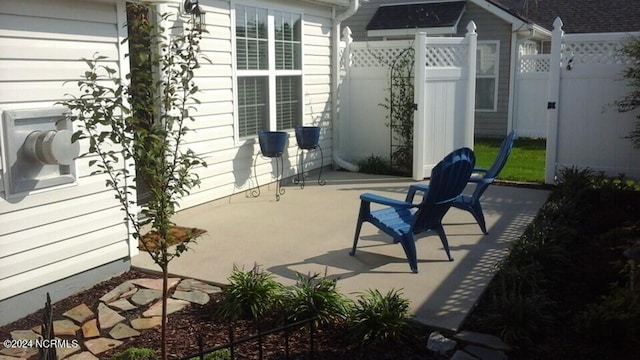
[129,277,181,291]
[0,347,37,358]
[131,289,162,306]
[130,316,162,330]
[10,330,40,342]
[84,337,123,355]
[56,343,82,359]
[64,303,94,324]
[109,323,141,340]
[454,331,511,351]
[177,278,222,294]
[53,319,80,336]
[66,351,99,360]
[82,319,100,339]
[143,298,190,317]
[108,298,137,311]
[97,303,125,330]
[100,282,136,303]
[119,286,138,299]
[172,290,210,305]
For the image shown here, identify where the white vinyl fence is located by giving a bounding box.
[339,23,477,180]
[546,18,640,183]
[514,53,549,138]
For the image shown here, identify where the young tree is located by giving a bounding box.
[61,4,208,359]
[617,36,640,148]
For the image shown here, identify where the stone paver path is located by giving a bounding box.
[0,277,221,359]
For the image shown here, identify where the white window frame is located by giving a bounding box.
[476,40,499,112]
[231,1,304,141]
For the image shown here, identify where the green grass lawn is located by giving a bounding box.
[474,137,546,183]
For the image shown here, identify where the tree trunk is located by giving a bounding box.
[161,263,168,360]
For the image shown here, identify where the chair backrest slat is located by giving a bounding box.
[413,147,475,233]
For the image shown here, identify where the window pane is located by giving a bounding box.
[236,6,268,70]
[274,11,301,70]
[477,43,497,76]
[276,76,301,130]
[476,78,495,110]
[238,77,269,137]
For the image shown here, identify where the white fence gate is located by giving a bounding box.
[340,23,477,180]
[546,18,640,183]
[514,53,549,138]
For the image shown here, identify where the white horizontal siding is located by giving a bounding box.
[0,0,131,301]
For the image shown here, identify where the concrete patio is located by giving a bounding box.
[132,170,549,331]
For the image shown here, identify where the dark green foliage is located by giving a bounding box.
[357,154,393,175]
[187,349,231,360]
[349,289,414,345]
[111,348,158,360]
[216,265,284,321]
[466,168,640,356]
[616,36,640,148]
[283,272,352,326]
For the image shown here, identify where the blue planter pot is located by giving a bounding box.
[258,130,288,157]
[295,126,320,150]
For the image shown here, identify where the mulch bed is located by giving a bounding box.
[0,269,435,359]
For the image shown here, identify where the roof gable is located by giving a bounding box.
[491,0,640,33]
[366,1,466,32]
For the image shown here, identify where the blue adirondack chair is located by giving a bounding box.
[350,147,475,273]
[452,130,516,234]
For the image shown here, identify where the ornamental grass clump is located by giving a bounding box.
[283,272,352,326]
[216,265,284,321]
[349,289,414,345]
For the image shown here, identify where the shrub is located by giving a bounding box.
[110,348,158,360]
[188,349,231,360]
[283,272,352,326]
[216,265,284,321]
[357,154,393,175]
[349,289,414,345]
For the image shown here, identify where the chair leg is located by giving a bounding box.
[398,233,418,273]
[350,218,364,256]
[470,201,488,234]
[434,224,454,261]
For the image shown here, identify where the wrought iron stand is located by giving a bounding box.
[294,145,326,189]
[252,152,286,201]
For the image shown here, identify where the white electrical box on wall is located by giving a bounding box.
[1,107,80,197]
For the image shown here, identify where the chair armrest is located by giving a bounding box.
[469,177,495,185]
[360,193,415,209]
[405,184,430,203]
[472,167,489,176]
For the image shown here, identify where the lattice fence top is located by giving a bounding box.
[519,55,551,74]
[424,44,467,67]
[563,40,632,65]
[346,43,468,68]
[349,47,413,68]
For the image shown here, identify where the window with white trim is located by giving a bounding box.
[234,4,302,138]
[476,41,499,111]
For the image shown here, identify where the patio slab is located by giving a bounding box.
[132,170,549,331]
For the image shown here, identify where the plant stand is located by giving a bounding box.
[293,126,326,189]
[252,131,288,201]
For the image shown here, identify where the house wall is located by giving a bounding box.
[458,2,512,137]
[178,0,335,209]
[342,0,513,137]
[0,0,131,325]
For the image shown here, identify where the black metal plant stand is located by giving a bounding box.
[252,131,288,201]
[252,153,285,201]
[293,126,326,189]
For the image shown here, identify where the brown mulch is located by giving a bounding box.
[0,269,435,360]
